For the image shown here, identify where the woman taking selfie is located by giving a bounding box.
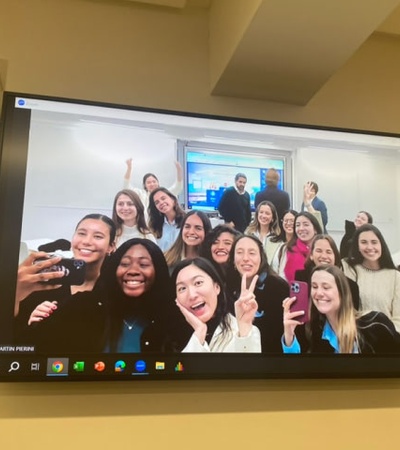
[342,223,400,331]
[226,235,289,353]
[15,214,116,351]
[25,238,172,353]
[295,234,360,310]
[112,189,156,248]
[282,265,400,353]
[171,257,261,352]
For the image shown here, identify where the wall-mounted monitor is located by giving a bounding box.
[184,146,286,211]
[1,91,400,382]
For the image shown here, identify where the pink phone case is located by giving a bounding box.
[289,281,310,323]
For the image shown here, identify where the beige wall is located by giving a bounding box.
[1,1,400,448]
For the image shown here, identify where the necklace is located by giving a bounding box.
[123,319,138,330]
[361,263,380,272]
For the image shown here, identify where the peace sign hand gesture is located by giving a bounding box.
[234,274,259,337]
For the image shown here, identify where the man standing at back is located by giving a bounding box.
[255,168,290,221]
[218,173,251,233]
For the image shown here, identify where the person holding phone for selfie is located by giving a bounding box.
[15,214,116,351]
[282,265,400,354]
[295,234,360,310]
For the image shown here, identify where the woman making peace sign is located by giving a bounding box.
[226,235,290,353]
[171,257,261,352]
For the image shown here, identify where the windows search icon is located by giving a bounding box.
[114,360,126,373]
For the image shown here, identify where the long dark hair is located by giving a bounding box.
[245,201,280,237]
[201,224,241,261]
[148,187,185,238]
[271,209,298,243]
[304,234,341,271]
[226,234,272,295]
[347,224,395,270]
[99,238,171,352]
[142,172,159,190]
[287,212,322,252]
[112,189,149,238]
[171,257,231,338]
[165,210,212,267]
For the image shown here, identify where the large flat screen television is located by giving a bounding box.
[1,91,400,381]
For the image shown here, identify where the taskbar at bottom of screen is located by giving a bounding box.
[1,353,400,381]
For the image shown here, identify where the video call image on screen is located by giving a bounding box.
[2,93,400,380]
[186,151,284,211]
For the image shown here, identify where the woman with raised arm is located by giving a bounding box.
[148,187,185,252]
[226,235,289,353]
[164,210,212,271]
[245,200,282,264]
[282,265,400,354]
[123,158,183,212]
[112,189,156,248]
[171,257,261,352]
[342,223,400,331]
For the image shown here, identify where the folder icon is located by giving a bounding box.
[155,361,165,370]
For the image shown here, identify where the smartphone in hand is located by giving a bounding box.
[35,257,86,286]
[289,281,310,323]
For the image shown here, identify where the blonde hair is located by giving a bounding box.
[309,265,358,353]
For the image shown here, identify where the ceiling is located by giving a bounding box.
[103,0,400,106]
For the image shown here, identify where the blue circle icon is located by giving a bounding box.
[17,99,25,106]
[135,360,146,372]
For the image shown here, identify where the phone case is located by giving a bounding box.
[38,258,86,286]
[289,281,310,323]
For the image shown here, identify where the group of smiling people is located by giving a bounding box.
[13,163,400,355]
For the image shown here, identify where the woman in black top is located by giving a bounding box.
[226,235,289,353]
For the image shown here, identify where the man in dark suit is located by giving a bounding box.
[218,173,251,233]
[255,168,290,222]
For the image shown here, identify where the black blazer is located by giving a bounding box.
[229,272,289,353]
